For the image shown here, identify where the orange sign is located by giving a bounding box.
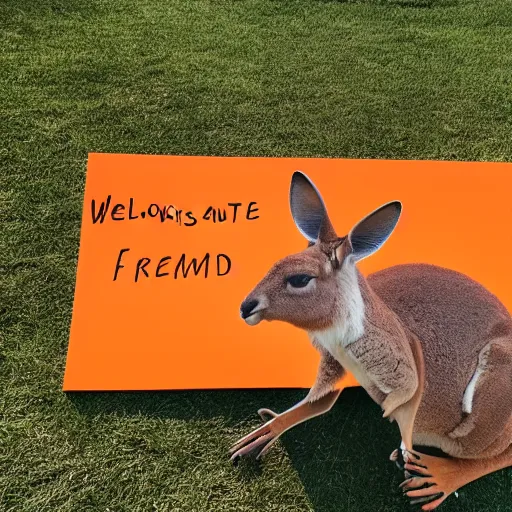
[63,153,512,391]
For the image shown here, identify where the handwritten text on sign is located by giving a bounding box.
[90,195,260,282]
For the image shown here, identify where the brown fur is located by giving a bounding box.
[231,172,512,508]
[247,245,341,331]
[368,263,512,458]
[306,347,346,402]
[352,273,419,419]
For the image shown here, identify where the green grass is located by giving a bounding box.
[2,0,512,510]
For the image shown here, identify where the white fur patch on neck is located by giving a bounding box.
[309,258,365,356]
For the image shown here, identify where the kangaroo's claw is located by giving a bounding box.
[229,412,282,463]
[390,447,405,470]
[400,451,459,510]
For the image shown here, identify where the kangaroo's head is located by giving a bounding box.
[239,171,402,332]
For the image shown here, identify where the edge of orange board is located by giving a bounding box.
[63,153,512,391]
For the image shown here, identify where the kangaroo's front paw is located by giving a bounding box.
[229,409,281,464]
[381,388,413,419]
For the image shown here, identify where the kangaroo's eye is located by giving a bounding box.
[286,274,314,288]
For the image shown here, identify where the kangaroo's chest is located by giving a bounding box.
[309,327,373,390]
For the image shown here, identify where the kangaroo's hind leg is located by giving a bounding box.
[401,337,512,510]
[448,336,512,458]
[401,442,512,510]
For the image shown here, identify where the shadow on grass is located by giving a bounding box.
[69,387,510,511]
[276,388,511,512]
[67,387,309,424]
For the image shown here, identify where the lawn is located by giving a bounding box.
[1,0,512,510]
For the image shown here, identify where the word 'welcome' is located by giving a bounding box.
[91,196,259,226]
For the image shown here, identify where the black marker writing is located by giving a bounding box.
[112,248,232,282]
[113,248,130,281]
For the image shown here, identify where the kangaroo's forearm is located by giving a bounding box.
[273,389,342,434]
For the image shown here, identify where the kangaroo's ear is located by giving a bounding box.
[347,201,402,261]
[290,171,337,243]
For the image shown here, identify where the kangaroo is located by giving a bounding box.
[229,171,512,510]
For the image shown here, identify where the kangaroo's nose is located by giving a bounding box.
[240,299,259,319]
